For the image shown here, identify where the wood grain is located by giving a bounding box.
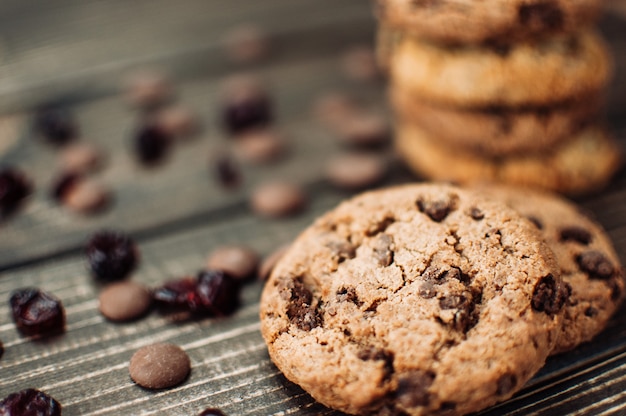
[0,1,625,415]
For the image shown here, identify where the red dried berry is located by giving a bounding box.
[153,270,240,316]
[134,124,171,165]
[85,230,139,282]
[10,288,65,337]
[0,388,61,416]
[0,168,32,218]
[34,106,77,146]
[222,92,271,135]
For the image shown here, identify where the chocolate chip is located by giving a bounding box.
[129,343,190,389]
[222,24,270,64]
[357,346,394,380]
[439,291,477,332]
[419,282,437,299]
[280,277,322,331]
[233,128,287,165]
[608,275,623,301]
[341,45,380,82]
[98,281,152,322]
[206,245,259,281]
[560,226,592,245]
[366,216,395,237]
[518,1,564,31]
[422,266,446,283]
[50,172,80,202]
[156,105,199,139]
[336,287,361,305]
[373,234,394,267]
[325,152,387,190]
[411,0,441,7]
[526,216,543,230]
[469,207,484,220]
[335,112,389,148]
[313,91,359,129]
[124,70,174,109]
[396,370,435,408]
[531,274,567,314]
[417,198,452,222]
[496,373,517,396]
[64,178,111,214]
[327,241,357,264]
[250,181,307,218]
[60,143,106,174]
[440,402,457,412]
[577,251,615,280]
[584,306,598,317]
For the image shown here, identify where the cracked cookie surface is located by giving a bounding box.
[478,185,625,354]
[260,183,567,415]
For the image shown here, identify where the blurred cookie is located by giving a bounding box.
[395,122,622,195]
[391,88,600,156]
[261,183,567,415]
[477,185,625,354]
[376,0,603,44]
[391,29,611,107]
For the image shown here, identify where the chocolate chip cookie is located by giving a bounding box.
[391,87,601,156]
[391,29,611,107]
[477,185,625,354]
[377,0,603,45]
[396,122,623,195]
[260,183,567,415]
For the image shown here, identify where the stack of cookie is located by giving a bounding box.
[375,0,622,194]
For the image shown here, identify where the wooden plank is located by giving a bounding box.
[0,53,390,269]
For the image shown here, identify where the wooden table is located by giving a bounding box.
[0,2,625,415]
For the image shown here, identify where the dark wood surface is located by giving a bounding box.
[1,2,626,415]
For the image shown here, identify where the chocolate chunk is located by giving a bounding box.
[526,216,543,230]
[518,1,564,31]
[373,234,394,267]
[326,241,356,263]
[357,346,394,381]
[396,370,435,408]
[325,152,387,190]
[469,207,484,220]
[411,0,441,7]
[336,287,361,305]
[439,291,477,332]
[129,343,190,389]
[419,282,437,299]
[584,306,598,317]
[365,217,395,237]
[496,373,517,396]
[559,226,592,245]
[531,274,567,314]
[422,266,446,282]
[417,198,452,222]
[576,251,615,279]
[280,277,322,331]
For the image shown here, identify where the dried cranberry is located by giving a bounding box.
[10,288,65,337]
[213,154,241,188]
[153,276,199,312]
[134,124,170,165]
[0,388,61,416]
[196,269,240,315]
[153,270,240,316]
[34,106,77,146]
[222,93,271,135]
[0,168,32,218]
[198,408,227,416]
[50,172,81,202]
[85,230,139,282]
